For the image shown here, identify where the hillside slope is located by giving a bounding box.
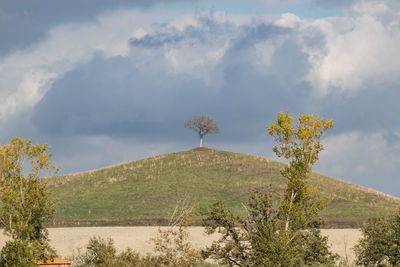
[46,148,400,227]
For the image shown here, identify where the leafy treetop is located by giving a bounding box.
[184,115,221,147]
[0,137,59,266]
[201,111,336,266]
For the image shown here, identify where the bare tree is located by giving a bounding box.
[184,115,220,147]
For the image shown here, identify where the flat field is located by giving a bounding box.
[0,227,361,264]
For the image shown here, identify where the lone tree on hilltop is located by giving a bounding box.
[184,115,220,147]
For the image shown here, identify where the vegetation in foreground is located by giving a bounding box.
[71,198,214,267]
[71,235,217,267]
[200,111,339,266]
[0,138,59,266]
[354,208,400,266]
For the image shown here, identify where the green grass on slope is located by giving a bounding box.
[45,148,400,228]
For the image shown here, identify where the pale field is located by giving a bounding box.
[0,227,361,264]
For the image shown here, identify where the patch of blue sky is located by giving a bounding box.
[151,1,343,18]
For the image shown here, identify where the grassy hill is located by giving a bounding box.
[45,148,400,228]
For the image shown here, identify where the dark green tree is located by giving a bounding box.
[354,209,400,266]
[202,111,337,266]
[0,137,59,266]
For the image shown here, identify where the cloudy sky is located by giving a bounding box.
[1,0,400,197]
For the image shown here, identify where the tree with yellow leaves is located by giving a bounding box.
[0,137,59,267]
[202,111,337,266]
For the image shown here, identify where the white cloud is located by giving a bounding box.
[5,1,399,123]
[0,10,249,120]
[275,12,302,28]
[0,10,169,120]
[161,35,230,84]
[0,8,298,122]
[304,0,400,94]
[2,0,400,120]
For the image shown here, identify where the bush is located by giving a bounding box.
[152,198,204,267]
[0,240,37,267]
[72,198,209,267]
[294,228,339,266]
[201,188,338,266]
[354,210,400,266]
[72,234,212,267]
[72,236,161,267]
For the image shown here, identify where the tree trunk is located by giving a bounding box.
[199,135,203,147]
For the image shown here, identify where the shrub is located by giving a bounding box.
[152,198,203,267]
[72,234,212,267]
[72,198,208,267]
[354,210,400,266]
[201,188,338,266]
[72,236,161,267]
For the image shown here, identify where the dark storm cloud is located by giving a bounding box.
[32,19,309,147]
[33,53,221,143]
[312,85,400,135]
[31,52,270,143]
[33,54,190,140]
[0,0,198,56]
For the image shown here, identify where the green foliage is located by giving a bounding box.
[72,236,211,267]
[73,236,139,266]
[268,111,334,232]
[152,198,202,267]
[293,228,339,266]
[0,240,37,267]
[201,189,272,266]
[202,188,339,266]
[201,111,338,266]
[0,137,58,266]
[354,209,400,266]
[73,199,205,267]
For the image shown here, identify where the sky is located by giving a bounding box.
[1,0,400,197]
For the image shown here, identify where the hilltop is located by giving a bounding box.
[45,148,400,228]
